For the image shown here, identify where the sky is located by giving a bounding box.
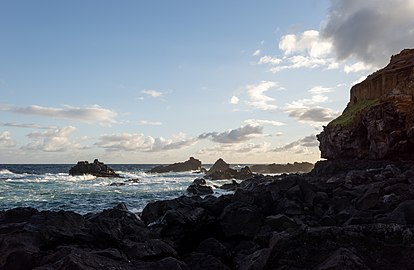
[1,0,413,164]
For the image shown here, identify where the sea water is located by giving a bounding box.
[0,164,234,214]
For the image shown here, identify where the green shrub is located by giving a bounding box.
[329,99,379,127]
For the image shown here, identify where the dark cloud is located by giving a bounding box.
[273,134,319,152]
[198,124,263,144]
[0,122,54,129]
[95,133,196,152]
[287,107,339,123]
[322,0,414,66]
[0,104,117,125]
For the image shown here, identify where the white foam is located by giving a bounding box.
[0,169,14,175]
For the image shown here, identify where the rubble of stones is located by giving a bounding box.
[2,160,414,269]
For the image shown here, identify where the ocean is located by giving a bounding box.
[0,164,235,214]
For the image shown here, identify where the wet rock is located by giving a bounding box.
[315,248,370,270]
[148,157,202,173]
[184,252,230,270]
[195,238,231,263]
[186,184,213,196]
[69,159,120,177]
[264,214,298,231]
[219,202,263,238]
[250,162,314,174]
[388,200,414,225]
[219,180,240,191]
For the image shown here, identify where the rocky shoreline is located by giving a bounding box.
[1,160,414,269]
[2,49,414,269]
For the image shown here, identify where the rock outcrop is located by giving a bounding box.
[318,49,414,160]
[69,159,120,177]
[148,157,202,173]
[205,159,255,180]
[3,161,414,269]
[250,162,314,174]
[186,178,214,196]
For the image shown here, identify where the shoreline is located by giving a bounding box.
[2,159,414,269]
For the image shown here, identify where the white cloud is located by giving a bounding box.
[0,104,117,126]
[0,122,55,129]
[258,55,282,65]
[198,124,263,144]
[284,106,339,123]
[142,89,162,98]
[246,81,280,110]
[279,30,333,58]
[95,132,196,152]
[344,62,375,73]
[273,134,319,152]
[198,142,271,155]
[23,126,82,152]
[137,120,162,126]
[308,86,335,94]
[321,0,414,66]
[0,131,16,148]
[244,119,284,127]
[284,89,340,124]
[230,96,239,105]
[252,49,261,56]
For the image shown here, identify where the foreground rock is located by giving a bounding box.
[205,158,255,180]
[187,178,214,196]
[250,162,314,174]
[318,49,414,160]
[148,157,203,173]
[69,159,121,177]
[3,161,414,269]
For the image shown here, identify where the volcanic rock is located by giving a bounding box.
[69,159,120,177]
[148,157,203,173]
[187,178,214,196]
[206,159,254,180]
[250,162,314,174]
[318,49,414,160]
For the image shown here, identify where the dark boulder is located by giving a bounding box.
[69,159,120,177]
[184,252,230,270]
[148,157,202,173]
[219,180,240,191]
[206,158,230,176]
[250,162,314,174]
[205,161,254,180]
[186,178,214,196]
[219,202,264,238]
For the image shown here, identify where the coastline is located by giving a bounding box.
[2,159,414,269]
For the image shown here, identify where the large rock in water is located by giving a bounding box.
[205,158,254,180]
[148,157,202,173]
[250,162,314,174]
[318,49,414,160]
[69,159,120,177]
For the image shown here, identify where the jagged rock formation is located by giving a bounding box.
[250,162,314,174]
[4,162,414,269]
[350,49,414,105]
[205,158,254,180]
[69,159,120,177]
[318,49,414,160]
[148,157,202,173]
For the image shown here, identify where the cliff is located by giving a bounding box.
[318,49,414,160]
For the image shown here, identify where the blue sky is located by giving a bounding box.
[1,0,413,163]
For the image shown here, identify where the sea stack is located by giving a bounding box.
[69,159,120,177]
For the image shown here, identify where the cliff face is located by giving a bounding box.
[318,49,414,160]
[349,49,414,106]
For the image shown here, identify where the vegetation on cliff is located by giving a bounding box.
[328,99,379,127]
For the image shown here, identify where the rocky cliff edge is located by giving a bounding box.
[318,49,414,160]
